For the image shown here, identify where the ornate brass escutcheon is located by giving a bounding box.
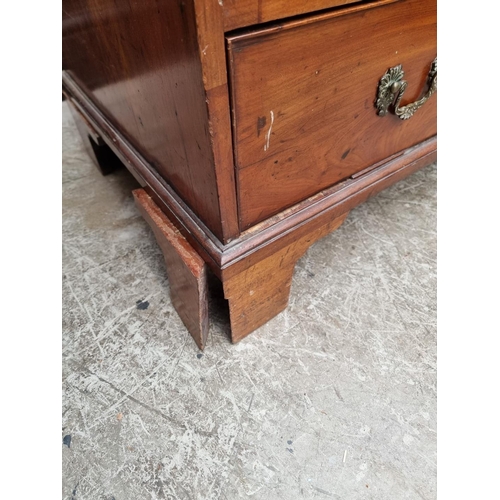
[376,58,437,120]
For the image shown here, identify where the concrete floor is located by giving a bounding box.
[62,102,437,500]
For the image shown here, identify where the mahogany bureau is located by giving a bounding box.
[62,0,437,349]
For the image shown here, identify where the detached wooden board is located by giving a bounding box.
[133,189,209,350]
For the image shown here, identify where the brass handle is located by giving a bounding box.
[376,58,437,120]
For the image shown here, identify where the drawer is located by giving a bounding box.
[227,0,437,230]
[223,0,365,31]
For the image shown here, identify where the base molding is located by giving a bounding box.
[63,72,436,279]
[64,73,436,347]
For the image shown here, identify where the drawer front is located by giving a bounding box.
[223,0,365,31]
[227,0,437,230]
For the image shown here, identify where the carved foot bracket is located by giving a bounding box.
[134,186,350,347]
[222,211,350,343]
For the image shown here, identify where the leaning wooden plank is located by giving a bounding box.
[133,189,209,350]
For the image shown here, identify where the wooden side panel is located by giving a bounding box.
[62,0,226,240]
[227,0,436,229]
[133,189,210,350]
[223,0,370,31]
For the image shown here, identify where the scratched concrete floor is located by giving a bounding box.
[62,102,436,500]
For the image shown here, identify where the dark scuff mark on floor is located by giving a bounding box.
[63,434,72,448]
[71,482,79,500]
[136,299,149,310]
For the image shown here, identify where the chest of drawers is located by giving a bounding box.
[62,0,437,349]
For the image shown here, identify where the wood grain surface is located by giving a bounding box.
[227,0,437,229]
[62,80,436,277]
[223,212,349,342]
[193,0,240,242]
[133,189,209,350]
[62,0,231,241]
[222,0,380,31]
[63,0,437,343]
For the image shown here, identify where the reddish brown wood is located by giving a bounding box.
[222,0,389,31]
[227,0,437,229]
[63,0,437,345]
[133,189,209,350]
[62,0,238,242]
[223,212,349,342]
[62,72,225,271]
[222,137,436,273]
[193,0,240,241]
[67,99,122,176]
[62,78,436,277]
